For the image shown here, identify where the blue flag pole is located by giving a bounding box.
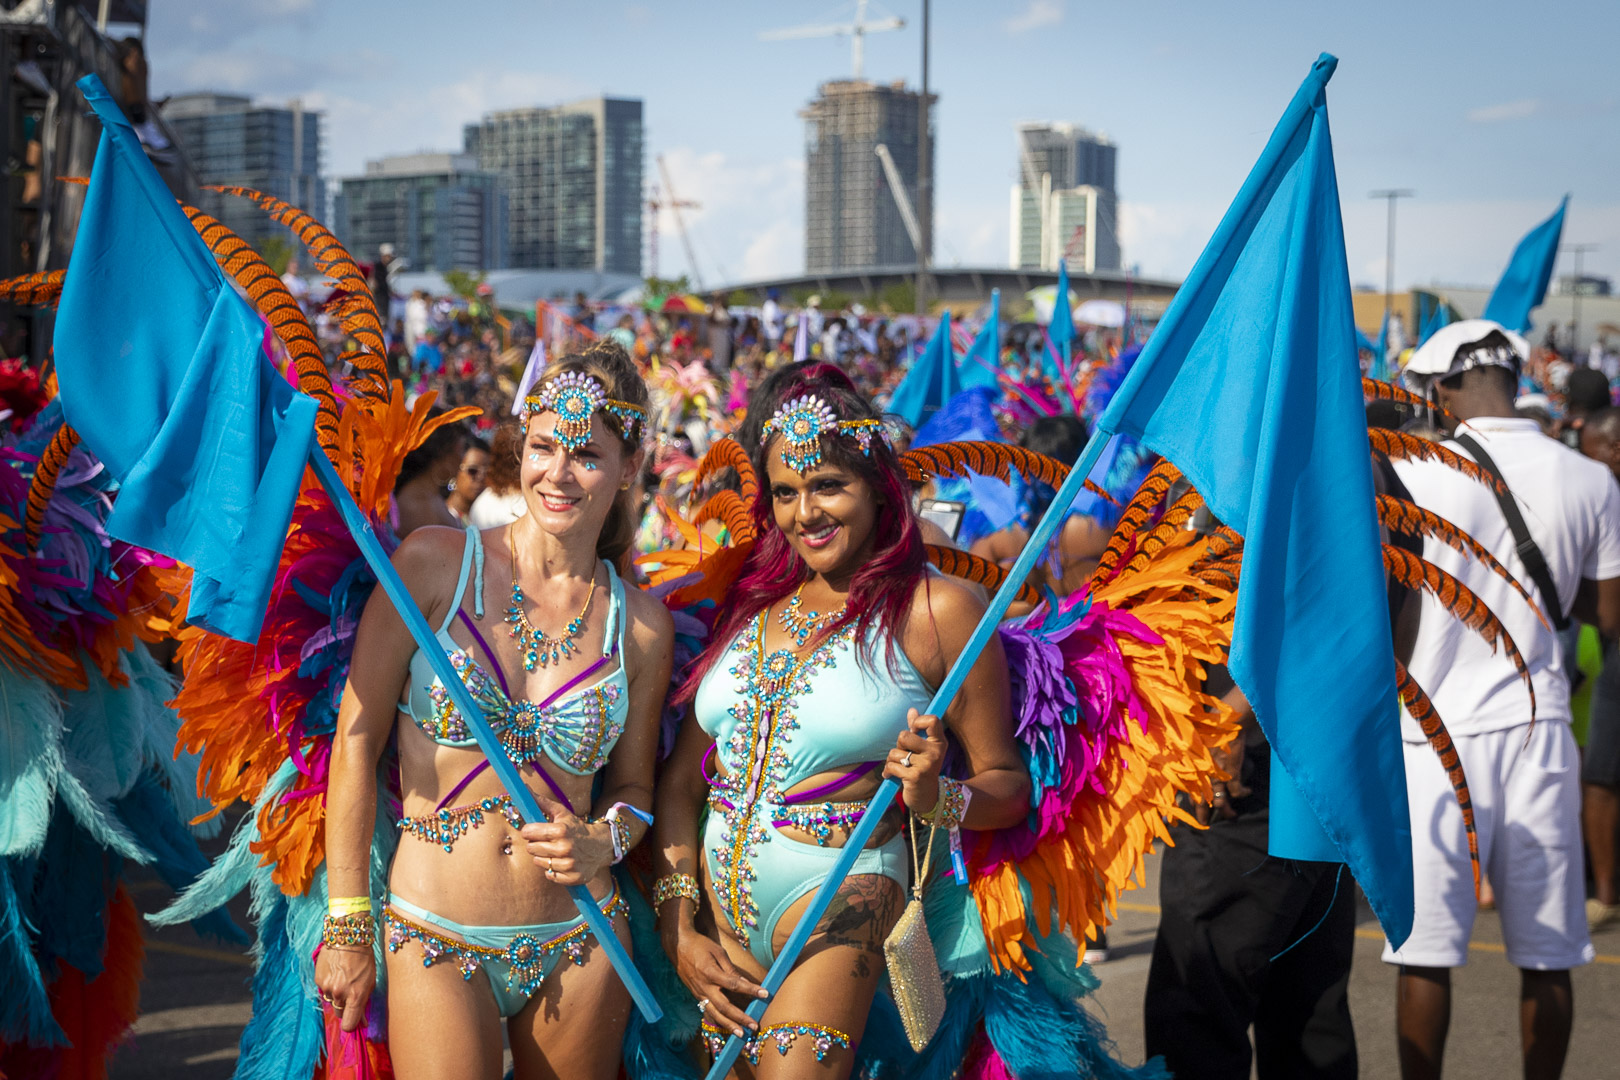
[703,427,1115,1079]
[307,449,662,1024]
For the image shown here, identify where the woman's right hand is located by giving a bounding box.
[315,945,376,1033]
[670,923,768,1038]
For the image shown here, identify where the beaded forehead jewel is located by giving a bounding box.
[524,370,646,453]
[761,393,885,474]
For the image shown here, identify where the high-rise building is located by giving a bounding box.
[1009,122,1119,273]
[802,79,935,272]
[463,97,642,274]
[162,93,323,248]
[334,153,506,272]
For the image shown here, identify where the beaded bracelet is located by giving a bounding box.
[920,776,969,831]
[651,872,701,909]
[321,911,375,950]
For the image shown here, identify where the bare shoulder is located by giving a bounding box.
[908,572,987,653]
[389,525,469,613]
[621,579,675,657]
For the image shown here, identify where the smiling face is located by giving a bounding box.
[521,410,640,544]
[765,440,881,584]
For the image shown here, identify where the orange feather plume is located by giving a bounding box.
[899,441,1118,506]
[1366,428,1506,496]
[23,425,80,552]
[1376,494,1547,627]
[694,438,758,505]
[924,544,1040,604]
[1362,377,1456,423]
[691,489,756,544]
[1090,458,1182,586]
[0,270,65,309]
[1394,659,1480,895]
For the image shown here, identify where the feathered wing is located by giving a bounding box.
[1089,457,1183,587]
[924,545,1040,605]
[900,440,1119,507]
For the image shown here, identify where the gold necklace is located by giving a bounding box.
[505,561,595,671]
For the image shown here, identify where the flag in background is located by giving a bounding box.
[793,311,810,361]
[888,310,959,426]
[959,288,1002,392]
[1097,53,1413,945]
[1483,196,1568,334]
[53,75,315,643]
[1047,259,1075,380]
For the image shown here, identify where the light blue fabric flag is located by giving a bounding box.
[1417,296,1451,346]
[54,75,316,643]
[1048,260,1074,379]
[1097,54,1411,945]
[959,288,1002,392]
[1483,196,1567,334]
[888,311,959,426]
[1372,309,1390,380]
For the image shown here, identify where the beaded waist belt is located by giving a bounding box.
[707,792,871,846]
[397,794,526,852]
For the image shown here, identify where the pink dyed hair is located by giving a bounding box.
[678,363,926,700]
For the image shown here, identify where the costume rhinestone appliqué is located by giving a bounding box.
[707,612,855,950]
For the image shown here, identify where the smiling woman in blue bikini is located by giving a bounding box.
[316,341,674,1080]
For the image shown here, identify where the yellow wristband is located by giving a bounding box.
[328,896,371,918]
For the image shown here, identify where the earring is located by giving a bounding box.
[620,481,631,491]
[447,479,457,491]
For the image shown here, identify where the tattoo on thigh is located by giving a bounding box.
[819,875,903,959]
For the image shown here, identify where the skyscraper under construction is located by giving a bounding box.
[802,79,934,273]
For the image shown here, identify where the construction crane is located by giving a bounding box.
[873,143,923,257]
[760,0,904,81]
[652,155,705,291]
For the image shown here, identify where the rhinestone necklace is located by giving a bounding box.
[505,562,596,671]
[776,583,846,649]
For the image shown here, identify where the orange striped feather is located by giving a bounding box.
[690,489,756,544]
[1383,544,1535,719]
[694,437,759,505]
[205,185,388,389]
[1366,428,1506,496]
[1377,494,1547,627]
[23,424,80,551]
[1394,659,1480,894]
[0,270,65,308]
[181,206,339,448]
[925,544,1040,604]
[1117,488,1207,580]
[1090,458,1182,586]
[1363,377,1456,423]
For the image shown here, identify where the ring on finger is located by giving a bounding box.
[903,750,913,768]
[697,997,710,1015]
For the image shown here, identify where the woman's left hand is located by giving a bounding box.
[519,790,614,886]
[884,708,946,814]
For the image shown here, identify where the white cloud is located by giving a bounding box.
[1466,98,1542,123]
[653,147,803,284]
[1118,199,1225,280]
[1005,0,1064,35]
[151,0,316,51]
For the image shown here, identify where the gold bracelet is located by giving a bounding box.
[321,911,375,950]
[651,872,701,909]
[328,896,371,919]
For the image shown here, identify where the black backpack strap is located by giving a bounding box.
[1452,432,1570,630]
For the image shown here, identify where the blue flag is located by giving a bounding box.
[54,76,316,643]
[959,289,1002,391]
[1417,296,1452,346]
[1048,260,1075,379]
[889,311,959,426]
[1098,54,1412,945]
[1483,196,1567,334]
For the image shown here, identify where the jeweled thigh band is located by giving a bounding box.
[700,1019,852,1064]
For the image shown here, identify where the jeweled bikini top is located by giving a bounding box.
[401,527,628,777]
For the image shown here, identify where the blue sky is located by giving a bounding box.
[145,0,1619,291]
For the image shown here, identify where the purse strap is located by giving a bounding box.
[908,811,939,901]
[1452,433,1570,630]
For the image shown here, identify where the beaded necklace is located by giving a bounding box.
[505,562,595,671]
[776,582,847,649]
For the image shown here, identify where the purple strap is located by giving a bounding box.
[436,612,617,814]
[700,745,880,805]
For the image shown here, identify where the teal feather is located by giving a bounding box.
[121,645,220,836]
[232,885,326,1080]
[922,865,994,980]
[60,658,146,801]
[29,808,117,979]
[901,974,990,1080]
[53,751,150,863]
[113,771,247,944]
[0,666,65,858]
[147,788,263,926]
[0,860,65,1046]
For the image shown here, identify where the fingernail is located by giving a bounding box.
[757,989,769,998]
[734,1028,746,1037]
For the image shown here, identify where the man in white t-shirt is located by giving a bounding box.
[1388,320,1620,1080]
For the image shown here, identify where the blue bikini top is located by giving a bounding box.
[693,607,934,806]
[400,527,629,777]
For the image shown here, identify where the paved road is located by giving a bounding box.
[113,844,1620,1078]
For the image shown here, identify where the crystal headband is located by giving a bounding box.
[524,370,646,452]
[761,393,885,473]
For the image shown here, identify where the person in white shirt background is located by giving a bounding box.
[1388,320,1620,1080]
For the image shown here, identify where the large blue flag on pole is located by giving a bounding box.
[54,75,315,643]
[1097,53,1412,944]
[1048,258,1074,379]
[1483,196,1567,334]
[888,310,959,425]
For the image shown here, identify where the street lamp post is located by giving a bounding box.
[1370,189,1414,366]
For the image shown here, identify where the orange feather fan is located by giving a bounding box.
[694,437,758,505]
[899,441,1121,507]
[1394,659,1480,894]
[23,424,80,552]
[1366,428,1506,496]
[1375,494,1548,627]
[923,544,1040,604]
[0,270,65,309]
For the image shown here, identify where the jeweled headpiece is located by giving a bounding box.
[761,393,885,473]
[524,370,646,452]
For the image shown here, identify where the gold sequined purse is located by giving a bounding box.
[883,814,946,1051]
